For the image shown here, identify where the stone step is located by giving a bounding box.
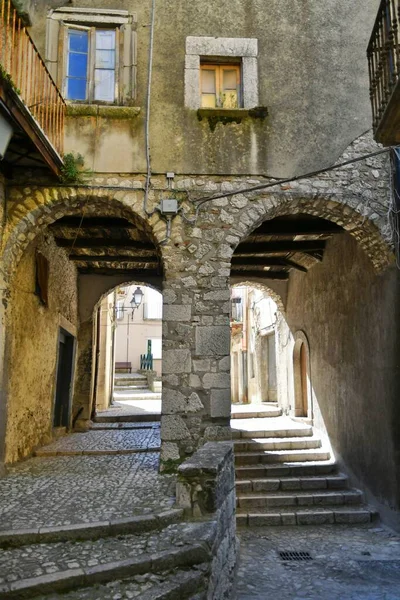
[235,461,337,479]
[113,391,162,399]
[231,423,313,439]
[236,474,348,494]
[90,422,160,430]
[0,522,214,599]
[235,448,331,465]
[94,413,161,423]
[236,489,364,510]
[114,383,149,389]
[0,509,183,548]
[231,406,282,419]
[37,567,209,600]
[236,506,379,527]
[234,436,322,452]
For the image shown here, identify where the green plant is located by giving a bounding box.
[60,153,91,184]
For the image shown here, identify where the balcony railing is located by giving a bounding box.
[367,0,400,143]
[0,0,65,157]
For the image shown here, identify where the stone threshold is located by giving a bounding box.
[0,543,210,599]
[0,509,183,548]
[34,447,161,457]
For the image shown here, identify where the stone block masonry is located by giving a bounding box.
[177,441,237,600]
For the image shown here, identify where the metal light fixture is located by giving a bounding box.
[130,286,144,318]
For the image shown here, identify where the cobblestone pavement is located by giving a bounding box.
[97,400,161,417]
[235,524,400,600]
[0,452,175,531]
[0,522,199,585]
[35,428,161,455]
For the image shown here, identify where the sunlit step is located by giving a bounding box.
[234,436,322,452]
[235,448,331,465]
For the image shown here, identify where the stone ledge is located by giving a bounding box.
[66,104,141,119]
[197,107,268,131]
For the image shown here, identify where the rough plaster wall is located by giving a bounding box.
[285,232,400,513]
[29,0,381,175]
[5,235,78,463]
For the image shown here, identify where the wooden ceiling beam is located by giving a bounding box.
[50,217,137,229]
[55,238,156,250]
[77,267,161,277]
[234,240,326,254]
[249,219,342,236]
[231,256,308,272]
[230,269,289,280]
[68,254,159,263]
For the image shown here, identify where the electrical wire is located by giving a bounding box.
[192,145,397,209]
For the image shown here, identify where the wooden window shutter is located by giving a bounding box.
[35,252,49,307]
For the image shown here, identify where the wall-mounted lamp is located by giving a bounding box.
[130,286,144,319]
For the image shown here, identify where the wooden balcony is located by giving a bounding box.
[0,0,65,175]
[368,0,400,145]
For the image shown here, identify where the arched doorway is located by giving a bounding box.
[293,334,311,419]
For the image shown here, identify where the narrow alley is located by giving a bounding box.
[0,401,400,599]
[1,0,400,598]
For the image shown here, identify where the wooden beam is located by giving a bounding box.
[77,268,161,277]
[50,217,136,229]
[230,270,289,280]
[69,255,159,263]
[249,219,342,237]
[0,79,63,177]
[234,240,326,255]
[55,238,156,250]
[231,256,308,272]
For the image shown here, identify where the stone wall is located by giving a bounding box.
[27,0,381,177]
[177,441,237,600]
[282,232,400,525]
[4,235,78,463]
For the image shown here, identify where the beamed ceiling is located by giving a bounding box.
[49,213,343,281]
[49,216,162,278]
[231,214,344,280]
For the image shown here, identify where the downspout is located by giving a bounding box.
[143,0,156,217]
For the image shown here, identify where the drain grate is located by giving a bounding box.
[279,551,313,562]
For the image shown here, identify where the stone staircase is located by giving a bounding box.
[0,513,214,599]
[114,372,161,400]
[232,403,378,526]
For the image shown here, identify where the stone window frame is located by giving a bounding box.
[45,7,137,105]
[185,36,259,110]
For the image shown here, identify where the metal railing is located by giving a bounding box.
[140,353,153,370]
[367,0,400,134]
[0,0,65,156]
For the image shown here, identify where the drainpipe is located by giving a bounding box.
[143,0,156,216]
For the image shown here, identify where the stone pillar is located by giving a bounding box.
[160,248,232,471]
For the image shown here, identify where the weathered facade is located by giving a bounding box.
[0,0,399,532]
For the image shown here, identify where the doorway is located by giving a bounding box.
[53,329,75,428]
[293,337,310,418]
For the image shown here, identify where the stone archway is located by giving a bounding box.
[224,195,394,273]
[0,190,166,463]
